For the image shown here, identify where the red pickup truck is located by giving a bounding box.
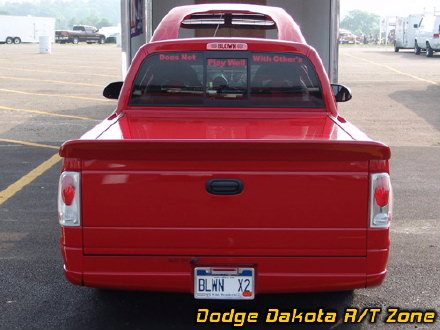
[58,4,392,300]
[55,25,106,44]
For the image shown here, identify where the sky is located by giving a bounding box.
[0,0,76,3]
[1,0,439,18]
[341,0,439,17]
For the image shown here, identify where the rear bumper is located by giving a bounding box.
[61,247,388,294]
[430,40,440,51]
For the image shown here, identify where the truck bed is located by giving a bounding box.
[121,112,350,140]
[60,113,389,259]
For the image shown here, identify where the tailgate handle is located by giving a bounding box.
[206,179,244,195]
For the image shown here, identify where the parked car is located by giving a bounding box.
[55,25,106,44]
[58,4,392,299]
[98,26,120,44]
[414,14,440,57]
[339,28,358,44]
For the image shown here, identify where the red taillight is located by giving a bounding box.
[374,176,390,207]
[62,185,75,205]
[61,176,75,205]
[58,171,81,227]
[433,33,439,38]
[370,173,392,228]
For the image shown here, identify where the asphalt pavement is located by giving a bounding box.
[0,44,438,330]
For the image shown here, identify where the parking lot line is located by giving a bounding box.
[0,75,105,87]
[0,138,59,149]
[0,66,120,78]
[346,79,425,83]
[0,153,61,206]
[0,105,99,121]
[344,53,439,86]
[0,88,115,103]
[13,62,118,71]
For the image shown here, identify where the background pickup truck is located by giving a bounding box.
[55,25,105,44]
[57,4,392,300]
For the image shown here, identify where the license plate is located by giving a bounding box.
[194,267,255,300]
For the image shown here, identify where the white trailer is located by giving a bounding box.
[0,15,55,44]
[120,0,340,82]
[394,14,423,52]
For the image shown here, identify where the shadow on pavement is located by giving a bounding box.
[389,84,440,133]
[63,288,360,330]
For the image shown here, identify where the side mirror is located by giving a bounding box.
[103,81,123,99]
[413,24,418,28]
[331,84,352,102]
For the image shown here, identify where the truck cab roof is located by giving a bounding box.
[151,4,306,43]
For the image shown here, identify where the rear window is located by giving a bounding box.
[179,13,278,39]
[129,51,325,108]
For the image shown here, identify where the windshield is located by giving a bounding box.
[130,51,325,108]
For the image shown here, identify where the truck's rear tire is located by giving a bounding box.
[426,43,434,57]
[6,37,13,44]
[13,37,21,44]
[99,37,105,44]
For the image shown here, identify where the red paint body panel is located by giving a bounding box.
[60,139,390,162]
[61,253,387,292]
[58,4,391,296]
[82,228,366,257]
[123,114,341,140]
[60,227,82,247]
[80,170,368,257]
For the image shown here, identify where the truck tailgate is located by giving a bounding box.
[61,138,390,258]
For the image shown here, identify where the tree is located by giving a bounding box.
[341,10,380,36]
[97,18,112,28]
[79,15,100,27]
